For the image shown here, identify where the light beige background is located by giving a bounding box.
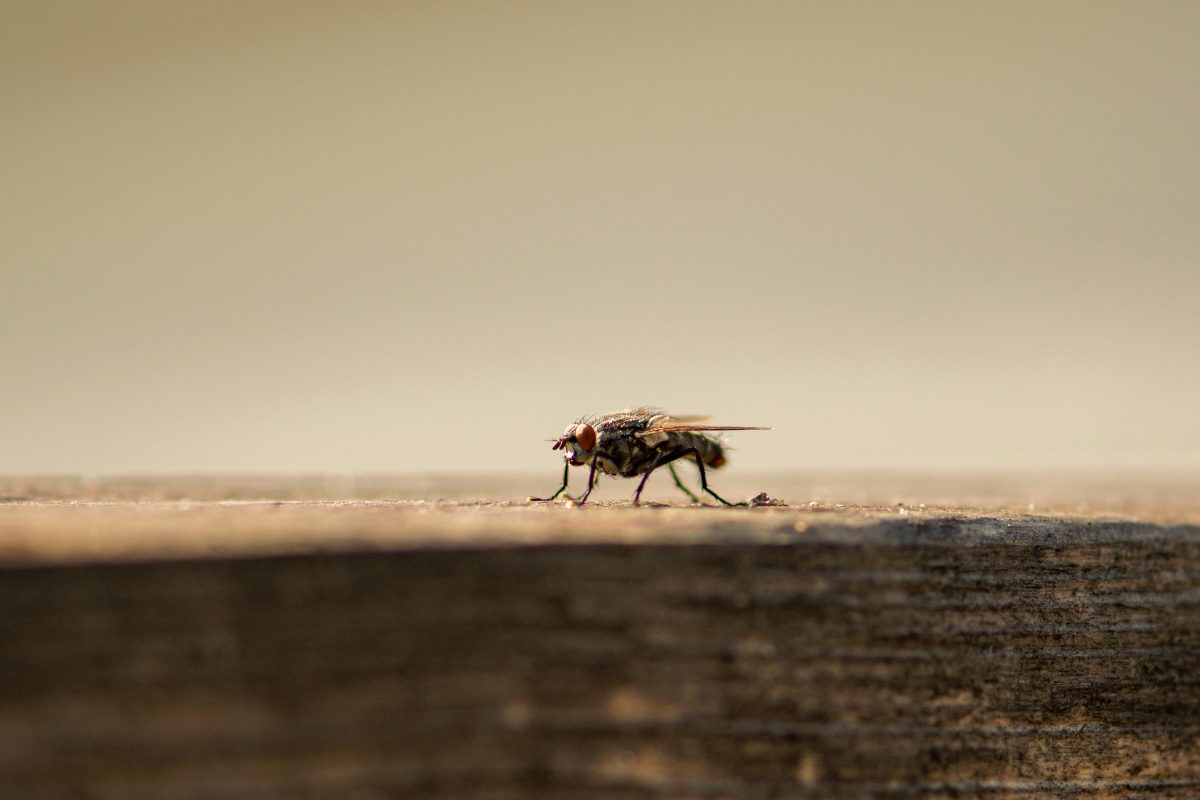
[2,1,1197,475]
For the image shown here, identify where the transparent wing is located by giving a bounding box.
[637,419,771,437]
[665,414,711,423]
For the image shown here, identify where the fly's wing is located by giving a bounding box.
[641,424,772,434]
[606,409,706,421]
[636,416,771,438]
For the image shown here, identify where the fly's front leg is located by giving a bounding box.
[667,463,700,503]
[529,460,571,502]
[576,461,599,505]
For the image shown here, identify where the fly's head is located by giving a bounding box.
[551,422,596,467]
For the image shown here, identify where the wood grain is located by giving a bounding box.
[0,479,1197,798]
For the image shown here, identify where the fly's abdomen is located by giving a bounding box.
[681,433,727,469]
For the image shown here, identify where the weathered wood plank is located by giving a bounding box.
[1,509,1196,798]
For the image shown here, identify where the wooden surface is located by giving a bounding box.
[0,473,1197,798]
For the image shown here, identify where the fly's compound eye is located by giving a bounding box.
[574,423,596,452]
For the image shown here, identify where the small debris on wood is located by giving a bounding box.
[749,492,786,507]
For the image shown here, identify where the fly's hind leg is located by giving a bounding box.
[634,450,704,506]
[642,448,743,507]
[667,463,700,503]
[692,451,744,507]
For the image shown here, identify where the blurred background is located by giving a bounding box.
[2,1,1197,476]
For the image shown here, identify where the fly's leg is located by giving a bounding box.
[692,450,744,507]
[667,463,700,503]
[634,449,744,507]
[633,451,689,505]
[529,461,572,502]
[577,461,599,505]
[632,468,655,505]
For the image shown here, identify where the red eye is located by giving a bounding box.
[575,423,596,452]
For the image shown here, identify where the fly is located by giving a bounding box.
[529,407,770,507]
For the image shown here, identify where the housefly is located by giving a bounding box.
[529,407,770,507]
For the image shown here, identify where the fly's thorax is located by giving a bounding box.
[592,424,660,477]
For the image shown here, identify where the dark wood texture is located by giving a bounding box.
[1,513,1197,799]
